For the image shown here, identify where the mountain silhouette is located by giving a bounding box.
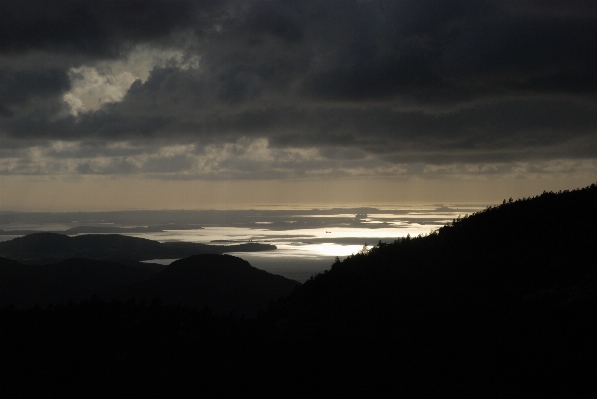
[0,232,276,264]
[277,185,597,324]
[114,254,299,316]
[266,184,597,396]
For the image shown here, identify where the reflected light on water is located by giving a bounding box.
[129,224,441,243]
[299,243,370,257]
[0,206,486,283]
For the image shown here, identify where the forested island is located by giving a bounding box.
[2,184,597,397]
[0,233,276,264]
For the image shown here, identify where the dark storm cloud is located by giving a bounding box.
[1,0,596,178]
[0,0,213,57]
[299,0,597,102]
[0,68,70,115]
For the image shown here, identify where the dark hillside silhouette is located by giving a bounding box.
[268,183,597,396]
[2,183,597,397]
[114,254,299,316]
[0,232,276,263]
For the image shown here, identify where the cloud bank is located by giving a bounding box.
[1,0,596,182]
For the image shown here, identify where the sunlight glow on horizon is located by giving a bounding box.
[3,175,594,212]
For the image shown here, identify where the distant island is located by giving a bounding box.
[0,232,276,264]
[0,223,200,235]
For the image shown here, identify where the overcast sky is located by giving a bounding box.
[1,0,596,210]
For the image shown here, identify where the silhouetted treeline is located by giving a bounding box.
[0,257,157,309]
[2,184,597,397]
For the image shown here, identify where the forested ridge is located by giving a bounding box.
[2,184,597,397]
[267,184,597,396]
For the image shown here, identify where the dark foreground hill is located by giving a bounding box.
[114,254,299,316]
[0,254,298,314]
[2,184,597,397]
[0,232,276,263]
[267,184,597,396]
[0,257,157,309]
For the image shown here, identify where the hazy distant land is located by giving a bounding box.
[0,223,200,235]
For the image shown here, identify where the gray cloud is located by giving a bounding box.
[0,0,213,57]
[0,0,596,181]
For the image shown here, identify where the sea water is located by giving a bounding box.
[1,205,486,282]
